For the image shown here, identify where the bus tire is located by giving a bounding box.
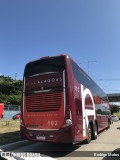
[84,124,92,144]
[107,120,110,129]
[92,122,98,140]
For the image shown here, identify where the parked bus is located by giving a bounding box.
[0,103,4,119]
[20,54,111,144]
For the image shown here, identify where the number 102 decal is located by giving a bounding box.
[48,121,58,126]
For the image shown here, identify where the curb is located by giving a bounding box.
[0,140,34,151]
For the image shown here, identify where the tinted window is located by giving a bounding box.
[71,60,108,101]
[24,56,65,77]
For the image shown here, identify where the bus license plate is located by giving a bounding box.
[36,135,46,140]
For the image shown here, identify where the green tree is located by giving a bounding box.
[7,95,22,105]
[0,75,22,105]
[111,105,120,114]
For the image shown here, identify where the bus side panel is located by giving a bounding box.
[65,57,77,142]
[70,77,83,142]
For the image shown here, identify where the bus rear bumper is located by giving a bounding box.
[20,125,73,143]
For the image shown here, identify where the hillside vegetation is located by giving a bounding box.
[0,76,22,105]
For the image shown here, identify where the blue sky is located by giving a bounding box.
[0,0,120,93]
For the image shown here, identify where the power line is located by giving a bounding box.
[97,79,120,81]
[107,90,120,91]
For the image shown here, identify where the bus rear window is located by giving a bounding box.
[24,56,65,77]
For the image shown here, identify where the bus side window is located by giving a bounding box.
[75,99,82,116]
[85,95,93,110]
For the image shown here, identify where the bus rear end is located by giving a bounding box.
[20,55,73,143]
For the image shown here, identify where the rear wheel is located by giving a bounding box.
[107,120,110,129]
[84,124,92,144]
[92,122,98,140]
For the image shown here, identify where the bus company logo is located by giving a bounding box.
[81,84,96,138]
[25,77,63,86]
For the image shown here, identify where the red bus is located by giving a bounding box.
[0,103,4,119]
[20,55,111,144]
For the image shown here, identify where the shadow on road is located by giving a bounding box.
[102,148,120,160]
[117,127,120,130]
[30,142,82,157]
[0,131,21,146]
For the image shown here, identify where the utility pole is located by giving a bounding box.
[80,60,97,75]
[15,73,18,80]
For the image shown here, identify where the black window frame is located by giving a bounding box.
[24,56,66,77]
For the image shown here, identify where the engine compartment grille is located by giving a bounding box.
[25,91,63,112]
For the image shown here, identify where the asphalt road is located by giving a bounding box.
[1,121,120,160]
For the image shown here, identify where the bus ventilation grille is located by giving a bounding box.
[25,92,63,112]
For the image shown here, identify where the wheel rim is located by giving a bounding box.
[88,126,92,142]
[94,124,97,136]
[108,122,109,127]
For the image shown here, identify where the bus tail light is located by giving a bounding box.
[20,114,25,127]
[20,119,23,126]
[66,119,72,125]
[40,56,49,59]
[60,54,65,56]
[65,105,72,119]
[63,106,72,127]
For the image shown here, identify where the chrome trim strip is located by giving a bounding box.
[23,77,25,117]
[33,89,51,93]
[28,72,58,77]
[63,70,66,117]
[26,128,59,131]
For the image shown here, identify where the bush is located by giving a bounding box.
[0,76,22,105]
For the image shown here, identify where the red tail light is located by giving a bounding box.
[20,89,25,126]
[40,56,49,59]
[60,54,65,56]
[62,105,72,127]
[66,108,71,119]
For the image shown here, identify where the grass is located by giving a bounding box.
[0,119,22,145]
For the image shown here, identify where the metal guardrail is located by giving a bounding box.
[4,105,21,111]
